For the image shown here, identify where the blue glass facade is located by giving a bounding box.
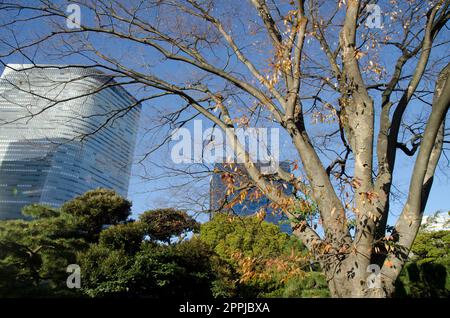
[0,65,140,219]
[210,162,293,233]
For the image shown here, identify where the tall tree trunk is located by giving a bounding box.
[324,256,392,298]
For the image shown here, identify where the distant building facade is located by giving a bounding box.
[0,64,141,219]
[421,211,450,232]
[210,162,293,233]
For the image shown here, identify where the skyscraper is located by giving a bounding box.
[210,162,293,233]
[0,64,141,219]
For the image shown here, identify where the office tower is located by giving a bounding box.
[210,161,293,233]
[0,64,141,219]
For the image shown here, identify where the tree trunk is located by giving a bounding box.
[323,255,395,298]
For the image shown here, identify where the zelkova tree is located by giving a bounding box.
[0,0,449,297]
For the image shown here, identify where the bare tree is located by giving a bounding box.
[0,0,449,297]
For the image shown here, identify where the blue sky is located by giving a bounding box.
[0,0,448,226]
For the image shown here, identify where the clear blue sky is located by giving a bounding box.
[0,0,448,226]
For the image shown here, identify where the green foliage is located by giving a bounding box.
[99,222,145,254]
[78,238,219,298]
[0,206,86,297]
[62,188,132,241]
[139,208,199,244]
[410,230,450,262]
[76,244,135,297]
[22,204,60,219]
[200,213,303,262]
[199,213,329,298]
[133,238,219,298]
[0,190,330,298]
[263,272,329,298]
[397,230,449,298]
[0,189,131,297]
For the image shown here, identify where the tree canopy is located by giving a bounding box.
[139,208,199,244]
[200,213,329,297]
[397,229,450,297]
[1,189,448,298]
[62,188,132,241]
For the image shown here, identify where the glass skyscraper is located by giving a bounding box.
[210,162,293,233]
[0,64,141,219]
